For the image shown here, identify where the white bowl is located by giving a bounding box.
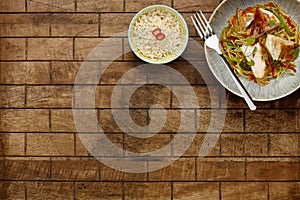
[128,5,189,64]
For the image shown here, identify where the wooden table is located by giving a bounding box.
[0,0,299,199]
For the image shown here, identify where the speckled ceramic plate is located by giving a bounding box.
[205,0,300,101]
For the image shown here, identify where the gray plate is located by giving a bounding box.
[205,0,300,101]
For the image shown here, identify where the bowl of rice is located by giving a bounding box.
[128,5,189,64]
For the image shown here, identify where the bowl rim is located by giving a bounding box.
[128,4,189,64]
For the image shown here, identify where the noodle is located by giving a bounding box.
[220,2,300,85]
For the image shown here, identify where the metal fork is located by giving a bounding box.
[191,11,256,111]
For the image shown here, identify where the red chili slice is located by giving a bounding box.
[287,17,295,28]
[282,63,297,73]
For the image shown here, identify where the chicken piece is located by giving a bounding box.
[265,34,295,60]
[241,43,272,79]
[251,7,280,37]
[237,7,255,31]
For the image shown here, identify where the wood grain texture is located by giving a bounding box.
[197,109,244,132]
[0,109,49,132]
[26,86,73,108]
[26,182,74,200]
[269,182,300,200]
[0,0,25,12]
[76,182,122,200]
[245,110,298,132]
[124,182,171,200]
[125,0,172,12]
[173,182,219,200]
[27,0,75,12]
[0,133,25,156]
[51,157,100,181]
[51,14,99,37]
[221,182,268,200]
[0,181,26,200]
[246,158,300,181]
[172,85,220,108]
[77,0,124,12]
[0,14,50,37]
[0,62,51,84]
[28,38,73,60]
[148,158,196,181]
[221,134,268,157]
[269,134,300,156]
[0,38,26,60]
[0,0,299,199]
[100,14,134,36]
[26,133,74,156]
[74,38,122,60]
[0,157,51,180]
[100,162,147,181]
[197,158,245,181]
[174,0,221,12]
[0,86,25,108]
[50,109,77,132]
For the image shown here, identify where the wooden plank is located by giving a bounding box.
[51,14,98,37]
[51,157,100,181]
[26,182,74,200]
[76,182,122,200]
[197,109,244,132]
[0,62,51,84]
[100,161,148,181]
[245,110,298,132]
[269,182,300,200]
[124,133,172,155]
[27,0,75,12]
[99,109,148,132]
[221,182,268,200]
[148,158,196,181]
[0,86,25,108]
[26,133,74,156]
[0,14,50,37]
[0,109,49,132]
[124,85,171,108]
[197,158,245,181]
[173,182,219,200]
[0,133,25,156]
[26,86,73,108]
[246,158,300,181]
[28,38,73,60]
[172,85,220,108]
[124,182,171,200]
[221,134,268,157]
[173,133,220,157]
[269,134,300,156]
[77,0,124,12]
[0,38,26,60]
[125,0,172,12]
[100,14,134,37]
[0,0,26,12]
[74,38,122,61]
[173,0,220,12]
[0,157,51,180]
[0,181,26,200]
[51,109,76,132]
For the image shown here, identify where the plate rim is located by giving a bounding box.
[204,0,300,101]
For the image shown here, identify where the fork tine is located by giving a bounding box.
[198,10,213,33]
[195,12,209,36]
[191,16,204,38]
[193,13,207,38]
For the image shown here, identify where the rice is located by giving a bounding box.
[130,6,187,63]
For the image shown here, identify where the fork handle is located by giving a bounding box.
[220,54,257,111]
